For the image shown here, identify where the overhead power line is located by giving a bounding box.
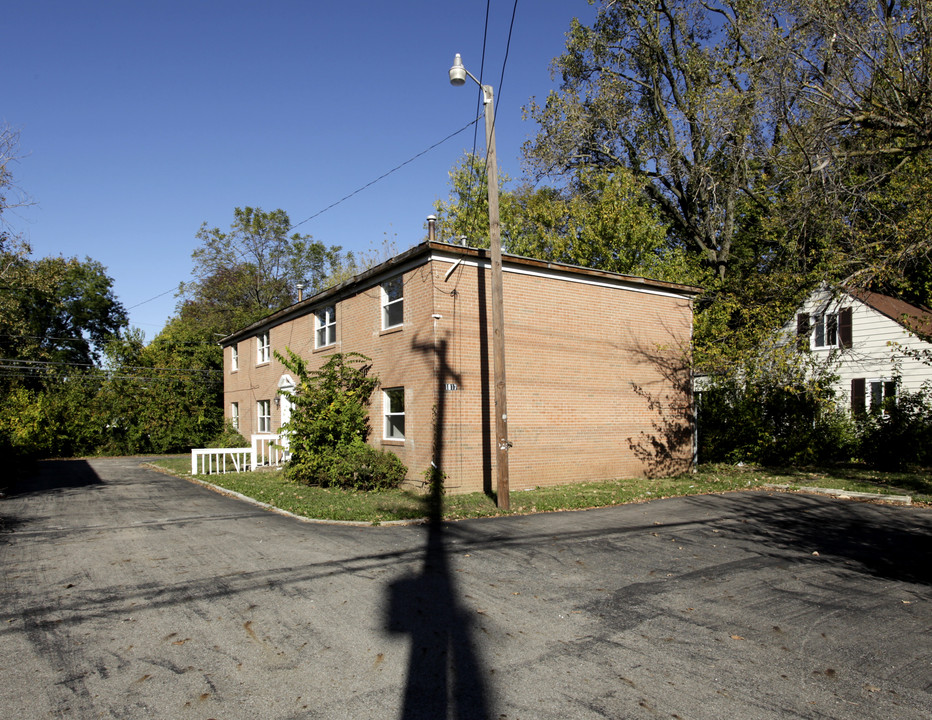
[127,118,482,313]
[289,116,482,232]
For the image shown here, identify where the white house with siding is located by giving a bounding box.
[790,286,932,413]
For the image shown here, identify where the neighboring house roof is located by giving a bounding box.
[846,288,932,339]
[220,240,703,345]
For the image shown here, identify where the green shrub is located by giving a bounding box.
[285,438,407,491]
[697,349,856,465]
[275,349,408,490]
[208,423,248,449]
[857,387,932,470]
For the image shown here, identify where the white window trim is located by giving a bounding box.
[230,402,240,429]
[812,312,839,349]
[257,331,270,364]
[315,305,336,348]
[383,387,405,440]
[868,378,897,415]
[257,399,271,433]
[231,345,239,372]
[381,276,404,330]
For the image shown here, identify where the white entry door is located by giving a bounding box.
[278,375,295,452]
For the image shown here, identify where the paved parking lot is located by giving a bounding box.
[1,458,930,719]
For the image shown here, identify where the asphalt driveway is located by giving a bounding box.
[1,457,930,719]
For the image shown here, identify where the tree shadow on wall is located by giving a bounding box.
[383,334,491,719]
[625,332,695,478]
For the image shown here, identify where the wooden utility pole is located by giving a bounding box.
[481,83,511,510]
[449,53,511,510]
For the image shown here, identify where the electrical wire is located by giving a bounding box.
[0,358,221,375]
[289,117,483,232]
[126,117,482,314]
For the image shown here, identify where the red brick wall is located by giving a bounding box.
[223,251,695,493]
[429,257,694,493]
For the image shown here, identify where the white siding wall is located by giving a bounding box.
[789,288,932,409]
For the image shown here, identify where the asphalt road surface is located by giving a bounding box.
[1,458,930,719]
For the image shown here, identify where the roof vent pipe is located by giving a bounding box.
[297,283,304,302]
[427,215,437,243]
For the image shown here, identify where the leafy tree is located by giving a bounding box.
[181,207,351,333]
[0,249,127,387]
[95,321,224,455]
[524,0,776,281]
[432,153,521,248]
[434,153,708,285]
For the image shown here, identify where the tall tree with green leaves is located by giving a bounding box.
[524,0,777,281]
[0,250,127,381]
[181,206,351,334]
[755,0,932,296]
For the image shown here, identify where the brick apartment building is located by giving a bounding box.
[221,240,701,494]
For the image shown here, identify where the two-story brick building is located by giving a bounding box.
[221,240,701,494]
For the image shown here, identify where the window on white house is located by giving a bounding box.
[869,380,897,414]
[316,305,336,348]
[383,387,405,440]
[231,345,239,372]
[231,402,240,429]
[813,313,838,348]
[852,377,897,416]
[257,331,270,364]
[257,399,271,433]
[382,276,403,329]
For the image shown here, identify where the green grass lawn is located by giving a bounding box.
[148,457,931,524]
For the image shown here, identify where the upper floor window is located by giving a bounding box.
[382,276,403,329]
[316,306,336,348]
[257,331,270,364]
[814,313,838,348]
[231,345,239,372]
[797,307,852,350]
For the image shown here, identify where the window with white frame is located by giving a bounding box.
[851,377,897,415]
[257,331,270,364]
[383,387,405,440]
[257,399,271,433]
[869,379,897,414]
[316,305,336,348]
[813,313,838,348]
[231,345,239,372]
[230,402,240,429]
[381,276,403,329]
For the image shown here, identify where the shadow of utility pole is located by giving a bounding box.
[385,335,491,719]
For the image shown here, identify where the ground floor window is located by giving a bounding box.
[231,402,239,429]
[852,378,897,415]
[257,399,271,433]
[383,387,405,440]
[870,379,897,414]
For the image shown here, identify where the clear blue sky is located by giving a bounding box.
[4,0,595,339]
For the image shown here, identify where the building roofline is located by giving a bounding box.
[220,241,703,346]
[844,286,932,338]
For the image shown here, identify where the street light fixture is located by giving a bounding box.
[449,53,511,510]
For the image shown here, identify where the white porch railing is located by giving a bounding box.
[191,447,252,475]
[252,433,289,469]
[190,434,289,475]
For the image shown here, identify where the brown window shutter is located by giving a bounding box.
[839,307,852,348]
[851,378,866,415]
[796,313,810,350]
